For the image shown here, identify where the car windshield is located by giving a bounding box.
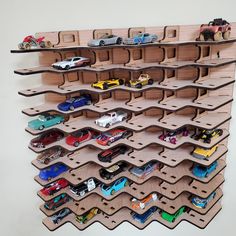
[64,58,73,62]
[73,131,83,137]
[197,166,207,171]
[38,115,46,121]
[100,34,109,39]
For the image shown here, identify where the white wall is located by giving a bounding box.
[1,0,236,235]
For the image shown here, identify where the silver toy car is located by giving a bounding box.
[88,34,123,46]
[51,208,71,224]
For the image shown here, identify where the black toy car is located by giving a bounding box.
[98,145,128,162]
[99,162,128,180]
[192,129,223,143]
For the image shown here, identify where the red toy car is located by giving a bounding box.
[18,35,52,50]
[66,129,97,147]
[40,179,69,196]
[30,130,64,148]
[96,129,130,146]
[199,18,231,41]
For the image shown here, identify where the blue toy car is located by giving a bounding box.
[131,206,158,224]
[191,192,216,209]
[28,113,64,130]
[123,33,158,45]
[101,177,129,196]
[192,161,218,178]
[57,95,92,111]
[39,163,68,181]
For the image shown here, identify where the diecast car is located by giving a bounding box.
[192,128,223,144]
[57,95,92,111]
[192,145,218,160]
[91,78,124,90]
[52,56,90,70]
[76,208,100,224]
[98,145,128,162]
[101,177,129,196]
[131,193,158,210]
[161,206,185,223]
[44,193,70,210]
[28,113,64,130]
[18,35,52,50]
[51,208,71,224]
[88,34,122,46]
[191,192,216,209]
[192,161,218,178]
[123,33,158,45]
[127,74,153,89]
[131,206,158,224]
[40,179,69,196]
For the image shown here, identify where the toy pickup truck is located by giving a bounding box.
[95,111,128,128]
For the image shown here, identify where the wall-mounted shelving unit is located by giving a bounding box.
[12,22,236,231]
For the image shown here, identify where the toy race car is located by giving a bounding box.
[88,34,122,46]
[198,18,231,41]
[129,161,160,179]
[192,129,223,144]
[191,192,216,209]
[66,129,97,147]
[51,208,71,224]
[161,206,185,223]
[76,208,100,224]
[131,206,158,224]
[99,162,127,180]
[36,147,65,165]
[44,193,70,210]
[192,161,218,178]
[28,113,64,130]
[98,145,128,162]
[158,127,189,144]
[40,179,69,196]
[123,33,158,45]
[101,177,129,196]
[91,78,124,90]
[57,95,92,111]
[131,193,158,210]
[18,35,52,50]
[30,130,64,148]
[39,164,68,181]
[192,145,218,160]
[52,57,90,70]
[96,129,130,146]
[127,74,153,89]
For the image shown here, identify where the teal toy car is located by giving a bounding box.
[28,113,64,130]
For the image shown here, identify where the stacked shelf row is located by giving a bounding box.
[12,22,236,230]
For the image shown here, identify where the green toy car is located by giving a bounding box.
[28,113,64,130]
[161,206,185,223]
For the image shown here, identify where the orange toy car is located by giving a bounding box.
[131,193,158,210]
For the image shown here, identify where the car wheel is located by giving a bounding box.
[99,40,105,46]
[86,100,92,105]
[223,30,230,40]
[127,82,131,87]
[116,38,122,45]
[105,123,110,128]
[111,189,115,195]
[57,120,61,124]
[107,141,111,146]
[44,158,50,165]
[79,191,85,197]
[69,106,75,111]
[97,209,101,214]
[103,83,109,90]
[214,31,223,41]
[65,65,70,70]
[148,79,154,85]
[140,202,145,209]
[199,33,205,41]
[39,125,44,130]
[118,79,124,85]
[170,138,176,144]
[122,131,128,138]
[218,129,223,136]
[74,142,80,147]
[24,43,31,50]
[124,180,129,187]
[135,83,142,89]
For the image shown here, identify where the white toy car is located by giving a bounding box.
[95,111,128,128]
[52,56,90,70]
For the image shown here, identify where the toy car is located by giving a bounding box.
[129,161,160,179]
[36,147,65,165]
[192,161,218,178]
[44,193,70,210]
[123,33,158,45]
[18,35,52,50]
[96,129,130,146]
[30,130,64,148]
[192,129,223,144]
[98,145,128,162]
[131,206,158,224]
[192,145,218,160]
[88,34,123,46]
[127,74,153,89]
[28,113,64,130]
[39,163,68,181]
[101,177,129,196]
[199,18,231,41]
[131,193,158,210]
[40,179,69,196]
[69,178,100,197]
[161,206,185,223]
[52,57,90,70]
[95,111,128,128]
[99,162,128,180]
[51,208,71,224]
[91,78,124,90]
[76,208,100,224]
[158,127,189,144]
[191,192,216,209]
[57,95,92,111]
[66,129,96,147]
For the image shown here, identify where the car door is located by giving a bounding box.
[143,33,150,43]
[81,130,89,142]
[46,115,54,127]
[114,178,122,191]
[74,57,82,66]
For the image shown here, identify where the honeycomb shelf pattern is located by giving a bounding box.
[12,22,236,231]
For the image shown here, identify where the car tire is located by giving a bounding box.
[86,100,92,105]
[105,123,110,128]
[103,83,109,90]
[135,83,142,89]
[218,129,223,136]
[65,65,70,70]
[140,202,145,209]
[214,31,223,41]
[39,125,45,130]
[223,30,230,40]
[74,142,80,147]
[69,106,75,111]
[99,40,105,46]
[111,189,115,195]
[199,33,205,41]
[107,141,111,146]
[118,79,124,85]
[124,180,129,187]
[24,43,31,50]
[44,158,50,165]
[79,191,85,197]
[148,79,154,85]
[116,38,122,45]
[97,209,101,214]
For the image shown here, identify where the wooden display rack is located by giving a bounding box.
[11,22,236,230]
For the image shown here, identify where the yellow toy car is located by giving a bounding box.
[91,78,124,90]
[192,145,218,159]
[127,74,153,89]
[76,208,100,224]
